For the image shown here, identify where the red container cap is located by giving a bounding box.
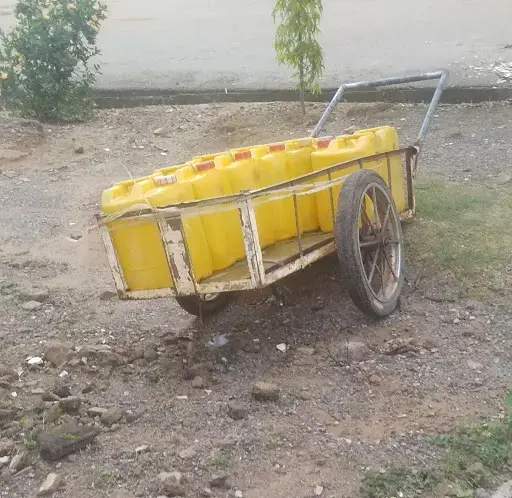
[269,143,285,152]
[316,136,333,148]
[233,150,251,161]
[194,160,215,172]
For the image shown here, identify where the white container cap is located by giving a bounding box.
[155,174,177,186]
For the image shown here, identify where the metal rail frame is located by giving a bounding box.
[98,70,448,300]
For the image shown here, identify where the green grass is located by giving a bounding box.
[434,419,512,488]
[361,468,437,498]
[95,469,120,489]
[360,394,512,498]
[209,450,232,470]
[404,181,512,297]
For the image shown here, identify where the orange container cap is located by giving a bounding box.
[316,136,334,148]
[194,160,215,172]
[155,174,177,186]
[233,150,251,161]
[269,143,285,152]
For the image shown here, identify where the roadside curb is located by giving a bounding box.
[93,85,512,109]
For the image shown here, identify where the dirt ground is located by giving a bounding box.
[0,101,511,498]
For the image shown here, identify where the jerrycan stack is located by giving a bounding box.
[100,125,404,290]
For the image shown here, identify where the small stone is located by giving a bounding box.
[227,403,248,420]
[191,376,205,389]
[468,360,484,371]
[42,392,61,402]
[81,382,96,394]
[0,455,9,468]
[369,374,381,385]
[101,407,125,426]
[491,481,512,498]
[143,348,158,363]
[178,446,197,460]
[475,488,491,498]
[52,379,72,398]
[210,475,229,488]
[234,491,243,498]
[22,301,42,311]
[38,473,62,496]
[8,450,28,473]
[74,146,84,154]
[58,396,81,414]
[95,351,127,367]
[0,440,15,457]
[87,407,107,418]
[158,471,185,496]
[135,445,149,454]
[20,289,49,303]
[39,423,100,461]
[27,357,43,366]
[252,382,280,402]
[296,347,315,356]
[153,127,164,135]
[347,341,371,362]
[125,409,143,423]
[44,341,72,368]
[315,485,324,496]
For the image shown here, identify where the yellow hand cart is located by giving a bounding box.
[97,70,448,318]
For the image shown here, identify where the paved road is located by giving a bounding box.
[1,0,511,90]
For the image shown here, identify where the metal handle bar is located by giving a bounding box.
[311,70,449,151]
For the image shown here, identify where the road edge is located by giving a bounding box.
[93,85,512,109]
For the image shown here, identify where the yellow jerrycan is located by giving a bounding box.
[375,127,405,212]
[186,160,245,270]
[259,143,298,241]
[142,174,213,282]
[351,126,405,211]
[285,138,319,232]
[311,136,361,233]
[101,179,173,291]
[221,150,275,249]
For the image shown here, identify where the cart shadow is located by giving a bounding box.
[188,254,381,361]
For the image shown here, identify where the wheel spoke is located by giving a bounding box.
[360,202,375,234]
[382,246,399,282]
[381,204,391,232]
[375,258,386,299]
[367,246,380,285]
[371,187,381,229]
[360,239,380,249]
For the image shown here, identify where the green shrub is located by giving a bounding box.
[0,0,107,121]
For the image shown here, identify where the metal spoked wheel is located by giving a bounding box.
[335,169,404,318]
[175,293,231,317]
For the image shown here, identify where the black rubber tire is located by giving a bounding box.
[335,169,404,318]
[175,293,231,317]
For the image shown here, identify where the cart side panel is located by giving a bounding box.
[157,214,196,295]
[98,220,128,297]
